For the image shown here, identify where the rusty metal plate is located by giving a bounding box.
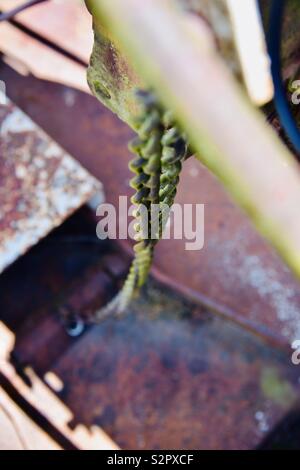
[154,158,300,348]
[52,289,300,450]
[0,209,298,450]
[1,5,300,350]
[3,58,300,349]
[0,3,299,450]
[0,93,102,274]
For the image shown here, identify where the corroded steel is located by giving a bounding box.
[0,210,298,450]
[3,59,300,347]
[1,0,300,450]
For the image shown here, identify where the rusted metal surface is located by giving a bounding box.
[1,6,300,347]
[0,207,129,362]
[1,2,300,449]
[0,94,101,274]
[0,208,123,449]
[0,209,299,450]
[53,289,299,450]
[154,158,300,347]
[2,53,300,348]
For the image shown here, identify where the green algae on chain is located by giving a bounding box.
[89,91,189,323]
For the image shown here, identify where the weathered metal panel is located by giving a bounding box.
[0,0,300,450]
[53,295,299,450]
[0,208,298,450]
[3,58,300,348]
[0,94,102,274]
